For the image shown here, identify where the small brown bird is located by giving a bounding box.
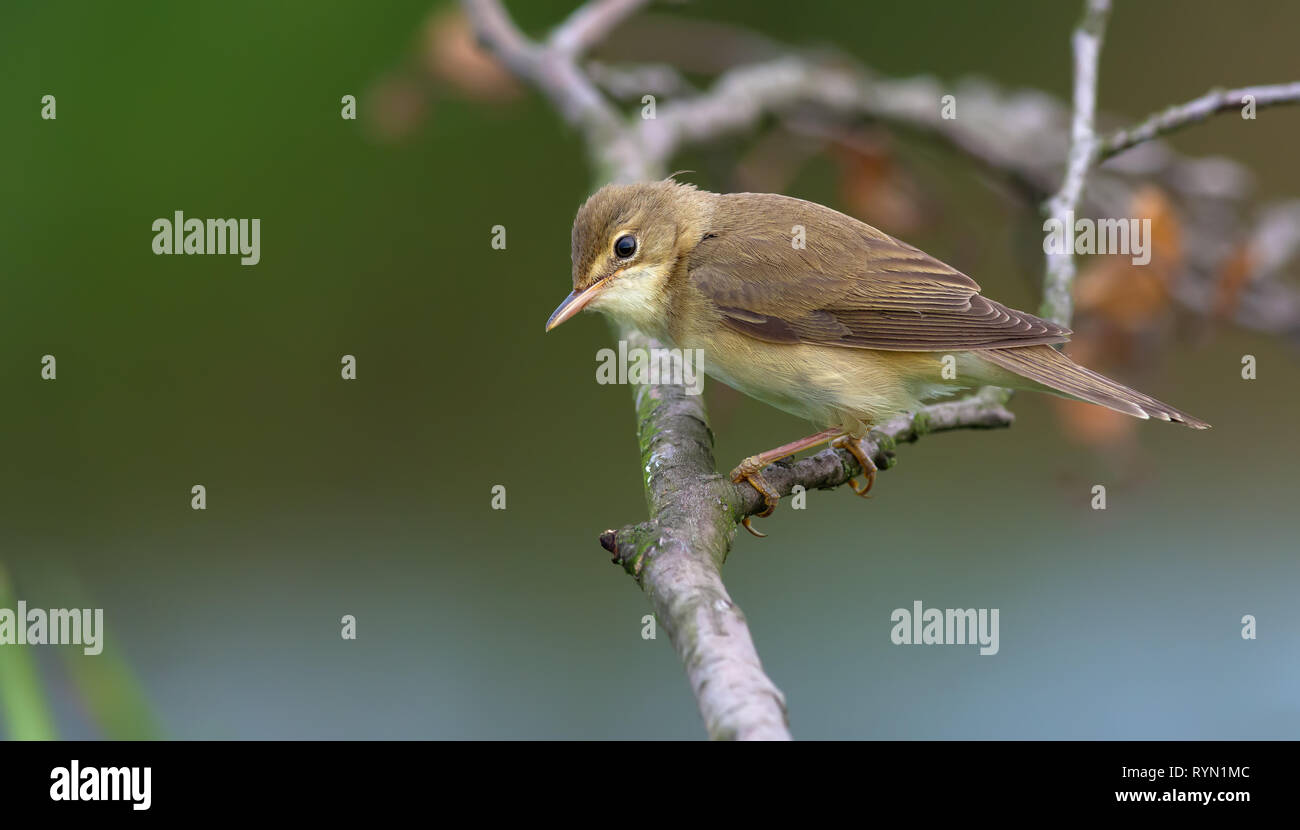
[547,180,1209,532]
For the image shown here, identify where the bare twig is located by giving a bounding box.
[1041,0,1111,328]
[730,390,1015,520]
[1099,81,1300,161]
[586,60,696,100]
[550,0,649,56]
[463,0,623,140]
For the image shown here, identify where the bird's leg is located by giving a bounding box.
[731,427,841,536]
[831,434,877,498]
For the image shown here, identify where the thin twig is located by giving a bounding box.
[730,391,1015,519]
[1041,0,1111,328]
[463,0,621,139]
[550,0,650,56]
[1099,81,1300,161]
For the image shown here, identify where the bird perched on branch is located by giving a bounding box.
[546,180,1209,534]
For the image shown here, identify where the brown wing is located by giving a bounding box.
[689,193,1070,351]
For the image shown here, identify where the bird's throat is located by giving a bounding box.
[588,264,674,337]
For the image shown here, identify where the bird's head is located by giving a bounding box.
[546,179,709,335]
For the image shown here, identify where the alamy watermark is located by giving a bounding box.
[890,600,999,656]
[152,211,260,265]
[1043,210,1151,265]
[50,761,150,811]
[596,340,705,395]
[0,600,103,655]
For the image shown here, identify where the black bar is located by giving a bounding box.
[0,740,1282,816]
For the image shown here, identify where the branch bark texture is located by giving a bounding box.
[599,331,790,740]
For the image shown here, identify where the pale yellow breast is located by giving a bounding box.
[683,328,973,432]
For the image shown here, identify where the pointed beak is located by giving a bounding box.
[545,276,609,332]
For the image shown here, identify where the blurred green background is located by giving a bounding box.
[1,0,1297,739]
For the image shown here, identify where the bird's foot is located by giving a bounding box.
[831,435,877,497]
[729,427,843,537]
[730,456,782,537]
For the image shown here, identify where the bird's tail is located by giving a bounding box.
[978,345,1211,429]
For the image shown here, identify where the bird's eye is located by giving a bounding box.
[613,234,637,258]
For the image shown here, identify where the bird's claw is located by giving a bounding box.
[832,435,877,498]
[731,456,782,536]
